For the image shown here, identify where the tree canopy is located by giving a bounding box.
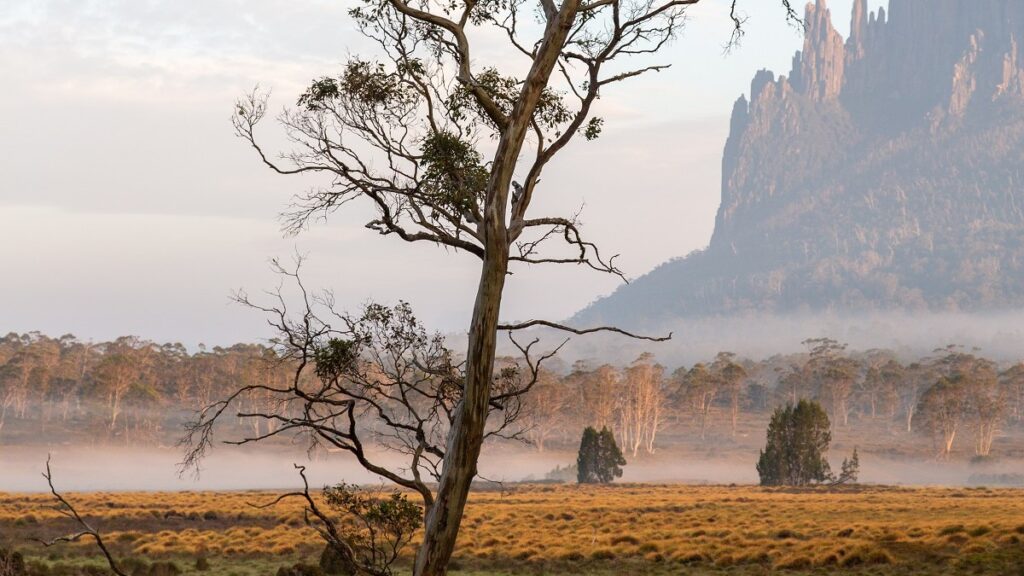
[577,425,627,484]
[757,400,833,486]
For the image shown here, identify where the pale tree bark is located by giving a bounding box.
[521,369,567,452]
[621,353,664,457]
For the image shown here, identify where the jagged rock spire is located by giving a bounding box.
[848,0,867,58]
[575,0,1024,325]
[796,0,845,101]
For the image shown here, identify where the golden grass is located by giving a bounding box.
[3,484,1023,574]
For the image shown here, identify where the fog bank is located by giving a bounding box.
[3,445,1019,492]
[517,310,1024,367]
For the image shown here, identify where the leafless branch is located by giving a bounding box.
[31,456,128,576]
[498,319,672,342]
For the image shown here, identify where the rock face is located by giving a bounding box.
[576,0,1024,327]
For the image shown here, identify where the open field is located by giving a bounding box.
[2,484,1024,575]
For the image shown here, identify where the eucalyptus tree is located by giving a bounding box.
[711,351,747,437]
[917,346,1001,457]
[1000,363,1024,424]
[680,362,717,440]
[212,0,797,573]
[804,338,859,427]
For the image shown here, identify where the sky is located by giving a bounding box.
[0,0,879,347]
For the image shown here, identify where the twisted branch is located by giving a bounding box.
[31,456,128,576]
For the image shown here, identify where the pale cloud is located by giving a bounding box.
[0,0,868,345]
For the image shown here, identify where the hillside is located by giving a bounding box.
[576,0,1024,327]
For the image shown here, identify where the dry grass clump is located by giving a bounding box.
[3,484,1024,574]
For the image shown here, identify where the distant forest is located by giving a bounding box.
[0,332,1021,461]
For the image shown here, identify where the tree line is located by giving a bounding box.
[525,339,1023,460]
[2,332,1022,459]
[0,332,293,444]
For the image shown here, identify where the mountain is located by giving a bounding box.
[575,0,1024,327]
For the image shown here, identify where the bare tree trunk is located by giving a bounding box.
[645,405,661,454]
[412,2,578,554]
[730,393,739,438]
[109,391,122,430]
[975,422,996,456]
[413,245,508,576]
[942,427,956,459]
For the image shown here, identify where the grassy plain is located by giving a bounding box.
[2,484,1023,575]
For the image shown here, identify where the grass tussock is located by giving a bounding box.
[1,485,1022,575]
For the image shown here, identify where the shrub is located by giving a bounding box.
[577,426,626,484]
[310,483,421,576]
[194,557,210,572]
[544,464,577,483]
[756,401,832,486]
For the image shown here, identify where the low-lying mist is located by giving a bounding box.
[521,310,1024,366]
[3,445,1019,492]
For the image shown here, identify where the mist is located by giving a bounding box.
[3,444,1019,492]
[513,310,1024,368]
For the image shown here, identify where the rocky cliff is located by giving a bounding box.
[576,0,1024,327]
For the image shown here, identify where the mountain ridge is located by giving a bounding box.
[575,0,1024,328]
